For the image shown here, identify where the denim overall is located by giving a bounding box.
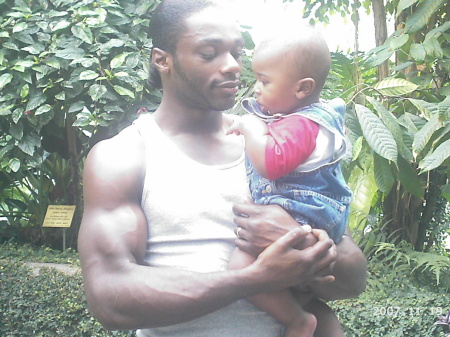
[242,98,352,243]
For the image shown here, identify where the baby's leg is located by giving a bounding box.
[229,248,317,337]
[303,298,344,337]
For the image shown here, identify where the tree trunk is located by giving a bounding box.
[372,0,389,80]
[65,114,83,248]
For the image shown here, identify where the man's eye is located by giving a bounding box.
[232,49,244,59]
[201,53,216,60]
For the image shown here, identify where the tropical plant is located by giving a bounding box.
[0,0,161,246]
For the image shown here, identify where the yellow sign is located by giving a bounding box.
[42,205,76,228]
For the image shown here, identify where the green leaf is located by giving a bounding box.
[410,44,426,61]
[0,73,13,90]
[79,70,99,80]
[412,114,442,156]
[89,84,107,101]
[35,104,51,116]
[367,97,414,162]
[71,24,93,44]
[26,92,47,111]
[9,158,21,172]
[405,0,446,33]
[113,85,135,98]
[55,48,85,60]
[374,153,395,194]
[110,53,128,69]
[374,78,419,96]
[397,156,423,198]
[18,134,39,156]
[51,20,71,31]
[9,123,23,140]
[419,138,450,173]
[348,163,378,233]
[12,22,28,33]
[396,0,419,17]
[20,84,29,98]
[355,104,398,163]
[390,33,409,50]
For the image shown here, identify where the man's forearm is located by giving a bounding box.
[85,263,262,330]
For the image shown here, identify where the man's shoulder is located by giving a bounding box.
[86,123,145,176]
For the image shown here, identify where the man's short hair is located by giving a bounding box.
[148,0,216,89]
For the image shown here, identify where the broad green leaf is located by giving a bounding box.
[0,73,13,90]
[405,0,446,33]
[419,138,450,173]
[20,84,29,98]
[26,92,47,111]
[18,134,39,156]
[410,44,426,61]
[397,156,423,198]
[51,20,70,31]
[72,24,93,44]
[425,21,450,41]
[89,84,107,101]
[35,104,51,116]
[367,96,414,161]
[9,123,23,140]
[374,78,418,96]
[9,158,21,172]
[12,22,28,33]
[110,53,128,69]
[390,33,409,50]
[348,163,378,233]
[352,136,364,160]
[397,0,419,17]
[79,70,99,80]
[355,104,398,163]
[374,153,395,194]
[55,47,85,60]
[113,85,135,98]
[412,114,442,156]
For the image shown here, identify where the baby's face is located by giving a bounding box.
[252,48,301,115]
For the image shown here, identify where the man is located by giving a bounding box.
[78,1,367,336]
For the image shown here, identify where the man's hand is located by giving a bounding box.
[233,202,306,256]
[233,202,337,286]
[248,228,336,291]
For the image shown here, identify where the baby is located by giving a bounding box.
[227,23,352,337]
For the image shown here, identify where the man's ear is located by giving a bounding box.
[152,48,171,74]
[295,78,315,100]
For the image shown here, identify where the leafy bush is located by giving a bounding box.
[331,259,450,336]
[0,259,134,336]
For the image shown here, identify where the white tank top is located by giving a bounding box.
[133,114,283,337]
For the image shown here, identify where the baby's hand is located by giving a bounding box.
[225,115,243,135]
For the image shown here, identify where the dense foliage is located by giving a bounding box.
[1,243,449,336]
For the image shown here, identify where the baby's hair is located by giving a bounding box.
[257,24,331,92]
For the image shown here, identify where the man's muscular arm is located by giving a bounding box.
[78,128,337,331]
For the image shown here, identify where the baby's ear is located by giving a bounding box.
[295,78,315,99]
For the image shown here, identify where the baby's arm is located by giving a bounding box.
[226,115,270,178]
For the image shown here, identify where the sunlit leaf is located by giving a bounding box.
[405,0,446,33]
[374,78,418,96]
[419,138,450,173]
[396,0,419,17]
[113,85,135,98]
[0,73,13,90]
[79,70,99,80]
[412,114,442,156]
[374,154,395,194]
[71,24,93,44]
[410,44,426,61]
[355,104,398,163]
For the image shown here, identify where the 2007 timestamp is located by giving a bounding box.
[373,306,444,316]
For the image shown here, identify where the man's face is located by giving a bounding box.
[169,7,244,112]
